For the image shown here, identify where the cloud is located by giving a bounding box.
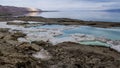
[0,0,120,10]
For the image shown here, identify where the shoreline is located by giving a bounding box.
[0,16,120,28]
[0,17,120,68]
[0,28,120,68]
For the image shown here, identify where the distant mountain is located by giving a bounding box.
[0,5,41,16]
[105,9,120,12]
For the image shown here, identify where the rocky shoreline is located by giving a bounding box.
[0,16,120,28]
[0,28,120,68]
[0,17,120,68]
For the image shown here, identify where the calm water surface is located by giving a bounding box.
[63,26,120,40]
[26,10,120,22]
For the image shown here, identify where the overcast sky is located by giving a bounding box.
[0,0,120,10]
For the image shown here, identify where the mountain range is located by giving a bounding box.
[0,5,41,16]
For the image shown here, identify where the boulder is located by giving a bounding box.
[31,44,42,51]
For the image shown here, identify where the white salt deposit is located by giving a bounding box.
[0,21,120,53]
[8,20,26,23]
[28,21,44,24]
[111,45,120,52]
[8,20,43,24]
[32,49,52,60]
[17,38,30,43]
[0,22,23,29]
[26,32,54,42]
[70,34,96,42]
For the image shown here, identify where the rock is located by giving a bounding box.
[0,51,3,56]
[15,61,39,68]
[0,28,9,32]
[0,28,45,68]
[0,33,4,39]
[40,42,120,68]
[49,64,83,68]
[3,35,15,40]
[31,44,42,51]
[3,32,26,40]
[87,58,101,64]
[18,43,30,48]
[0,39,6,44]
[12,32,26,38]
[7,21,29,25]
[5,40,21,46]
[32,41,47,46]
[31,41,52,48]
[18,43,42,52]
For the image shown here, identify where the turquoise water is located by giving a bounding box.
[79,41,110,47]
[32,25,120,40]
[63,26,120,40]
[34,25,66,29]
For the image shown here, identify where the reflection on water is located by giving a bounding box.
[25,12,42,16]
[25,10,120,22]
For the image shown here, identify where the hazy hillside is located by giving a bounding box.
[0,5,41,16]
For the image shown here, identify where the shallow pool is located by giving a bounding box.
[63,26,120,40]
[32,25,120,40]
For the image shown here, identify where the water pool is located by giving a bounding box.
[63,26,120,40]
[34,25,120,40]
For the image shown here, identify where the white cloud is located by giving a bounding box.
[0,0,120,10]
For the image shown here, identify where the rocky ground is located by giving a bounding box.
[0,28,120,68]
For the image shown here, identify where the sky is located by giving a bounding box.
[0,0,120,10]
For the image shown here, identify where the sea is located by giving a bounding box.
[25,10,120,22]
